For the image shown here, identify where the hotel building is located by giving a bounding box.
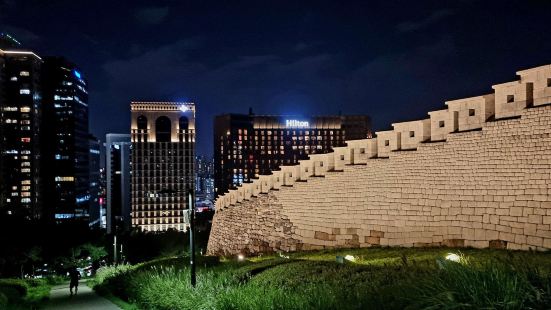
[214,111,371,196]
[130,102,195,232]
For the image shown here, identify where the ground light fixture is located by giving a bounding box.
[237,254,245,261]
[344,255,356,262]
[445,253,461,262]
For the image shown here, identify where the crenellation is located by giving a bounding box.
[517,65,551,106]
[445,94,495,132]
[376,130,400,157]
[493,80,533,119]
[392,119,431,150]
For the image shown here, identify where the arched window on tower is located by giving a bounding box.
[137,115,148,131]
[179,116,189,131]
[155,116,171,142]
[137,115,148,142]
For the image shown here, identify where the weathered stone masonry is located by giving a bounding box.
[208,65,551,255]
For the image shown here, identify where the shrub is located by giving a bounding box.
[0,292,7,308]
[0,278,51,308]
[92,264,134,287]
[0,279,28,298]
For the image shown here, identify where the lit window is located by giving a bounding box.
[21,198,31,203]
[21,180,31,185]
[20,107,31,113]
[21,137,31,143]
[55,176,75,182]
[21,168,31,173]
[21,186,30,191]
[20,89,31,95]
[21,192,30,197]
[10,77,17,81]
[3,107,17,111]
[20,71,30,76]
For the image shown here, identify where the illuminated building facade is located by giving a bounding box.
[195,155,215,205]
[131,102,195,232]
[105,133,131,234]
[0,41,43,219]
[41,57,90,222]
[88,134,101,228]
[214,111,371,196]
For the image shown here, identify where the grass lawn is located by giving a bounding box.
[91,247,551,309]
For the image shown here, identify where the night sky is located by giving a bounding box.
[2,0,551,156]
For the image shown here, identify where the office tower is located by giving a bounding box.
[195,156,215,206]
[40,57,90,222]
[105,134,131,234]
[99,167,107,229]
[214,111,371,196]
[130,102,195,232]
[0,39,43,219]
[88,134,101,227]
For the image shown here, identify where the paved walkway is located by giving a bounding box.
[43,281,120,310]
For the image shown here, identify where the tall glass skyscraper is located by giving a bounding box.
[41,57,90,222]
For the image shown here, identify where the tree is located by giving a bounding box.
[20,246,41,279]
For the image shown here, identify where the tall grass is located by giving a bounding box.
[408,258,547,309]
[93,249,551,310]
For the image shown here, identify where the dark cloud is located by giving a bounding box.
[396,9,454,33]
[134,6,170,25]
[346,37,460,129]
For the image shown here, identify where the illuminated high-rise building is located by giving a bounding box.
[88,134,101,228]
[40,57,90,222]
[0,39,43,219]
[195,155,214,205]
[214,110,371,196]
[130,102,195,232]
[105,133,131,234]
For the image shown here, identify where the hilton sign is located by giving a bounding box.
[286,120,309,128]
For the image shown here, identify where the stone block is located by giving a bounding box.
[370,230,385,238]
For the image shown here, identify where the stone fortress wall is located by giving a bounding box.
[207,65,551,255]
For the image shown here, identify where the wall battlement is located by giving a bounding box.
[208,65,551,255]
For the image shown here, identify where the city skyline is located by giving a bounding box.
[3,1,551,156]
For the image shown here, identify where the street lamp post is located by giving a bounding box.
[188,189,196,287]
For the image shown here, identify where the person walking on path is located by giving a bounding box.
[69,267,81,296]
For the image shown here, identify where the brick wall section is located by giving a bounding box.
[208,105,551,255]
[207,192,303,256]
